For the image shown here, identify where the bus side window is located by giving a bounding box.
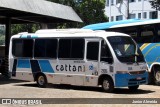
[87,42,99,61]
[12,39,33,58]
[100,40,113,63]
[58,39,71,59]
[58,38,85,60]
[34,39,58,58]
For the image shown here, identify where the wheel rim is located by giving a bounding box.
[103,80,110,90]
[38,76,45,85]
[155,71,160,81]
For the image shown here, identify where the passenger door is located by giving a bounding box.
[99,40,114,78]
[84,39,100,86]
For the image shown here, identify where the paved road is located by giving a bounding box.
[0,75,160,107]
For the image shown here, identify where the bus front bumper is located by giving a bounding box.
[115,71,148,87]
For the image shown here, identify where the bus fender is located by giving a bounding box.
[148,63,160,84]
[34,72,47,82]
[98,74,114,86]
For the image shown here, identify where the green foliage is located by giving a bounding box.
[150,0,160,10]
[11,24,40,35]
[0,26,5,45]
[11,0,108,33]
[47,0,108,28]
[0,35,5,45]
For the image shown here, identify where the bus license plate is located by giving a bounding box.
[137,77,142,80]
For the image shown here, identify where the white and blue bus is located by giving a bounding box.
[9,29,148,92]
[83,19,160,85]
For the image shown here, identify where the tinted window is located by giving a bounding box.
[34,39,57,58]
[87,42,99,61]
[58,39,84,59]
[108,36,145,63]
[71,39,84,59]
[12,39,33,57]
[58,39,71,58]
[101,40,113,63]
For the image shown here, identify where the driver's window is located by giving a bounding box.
[101,40,113,63]
[125,44,134,55]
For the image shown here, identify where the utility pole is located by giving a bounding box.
[141,0,144,19]
[109,0,111,22]
[126,0,129,19]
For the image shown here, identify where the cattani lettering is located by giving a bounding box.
[56,64,83,72]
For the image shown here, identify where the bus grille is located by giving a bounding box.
[128,78,146,85]
[129,71,146,75]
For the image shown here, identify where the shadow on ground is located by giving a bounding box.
[14,83,155,94]
[0,74,27,85]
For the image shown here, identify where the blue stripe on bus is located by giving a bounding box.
[115,71,148,87]
[31,35,38,38]
[38,60,54,73]
[17,59,31,68]
[141,43,160,67]
[82,19,160,30]
[82,19,143,30]
[20,35,28,38]
[20,34,38,38]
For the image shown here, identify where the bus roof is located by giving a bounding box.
[11,29,130,39]
[82,19,160,30]
[35,29,93,34]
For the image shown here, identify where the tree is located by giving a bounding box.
[79,0,108,26]
[47,0,108,28]
[11,0,108,34]
[150,0,160,10]
[11,24,40,35]
[0,26,5,45]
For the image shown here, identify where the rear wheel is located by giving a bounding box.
[154,69,160,85]
[102,77,114,93]
[36,74,47,88]
[152,66,160,85]
[128,85,139,91]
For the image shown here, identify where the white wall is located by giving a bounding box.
[105,0,159,22]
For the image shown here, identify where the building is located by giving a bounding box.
[105,0,159,22]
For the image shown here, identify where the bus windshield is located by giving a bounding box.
[107,36,144,63]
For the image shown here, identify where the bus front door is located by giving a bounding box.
[85,39,100,86]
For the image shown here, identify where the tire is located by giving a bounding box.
[102,77,114,93]
[148,71,154,85]
[153,67,160,85]
[128,85,139,91]
[36,74,48,88]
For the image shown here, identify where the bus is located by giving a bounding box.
[0,45,5,75]
[83,19,160,85]
[9,29,148,92]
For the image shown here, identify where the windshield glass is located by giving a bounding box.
[107,36,145,63]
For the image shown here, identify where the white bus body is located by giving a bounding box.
[9,29,148,92]
[83,19,160,85]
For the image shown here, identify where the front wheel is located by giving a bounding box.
[154,67,160,85]
[128,85,139,91]
[36,74,48,88]
[102,77,114,93]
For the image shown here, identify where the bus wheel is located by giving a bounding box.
[128,85,139,91]
[154,67,160,85]
[102,77,114,93]
[36,74,47,88]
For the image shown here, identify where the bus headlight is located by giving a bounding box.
[116,71,128,74]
